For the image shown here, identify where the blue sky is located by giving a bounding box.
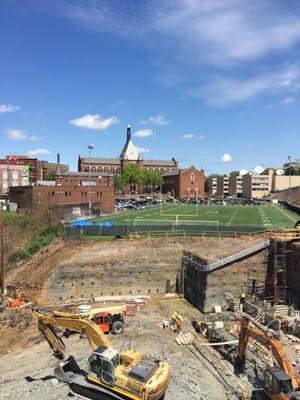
[0,0,299,174]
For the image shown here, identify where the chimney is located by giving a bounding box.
[56,153,62,176]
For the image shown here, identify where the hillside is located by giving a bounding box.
[271,186,300,205]
[2,212,62,269]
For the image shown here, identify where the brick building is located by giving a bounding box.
[2,155,42,183]
[9,172,114,217]
[162,166,205,199]
[78,125,178,175]
[42,154,69,177]
[0,163,30,194]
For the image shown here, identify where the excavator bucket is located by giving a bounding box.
[54,355,83,384]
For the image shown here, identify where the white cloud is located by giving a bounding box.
[189,65,300,106]
[60,1,300,66]
[140,113,169,125]
[149,113,169,125]
[221,153,232,163]
[198,134,206,139]
[29,135,41,141]
[181,134,195,140]
[282,96,295,105]
[58,1,300,106]
[6,128,42,141]
[137,147,150,153]
[134,129,154,138]
[0,104,20,113]
[27,148,50,157]
[69,114,119,129]
[6,128,27,141]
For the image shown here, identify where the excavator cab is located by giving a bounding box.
[87,346,120,387]
[264,367,293,395]
[253,367,294,399]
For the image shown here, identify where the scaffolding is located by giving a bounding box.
[272,239,289,305]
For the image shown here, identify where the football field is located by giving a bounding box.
[99,204,299,229]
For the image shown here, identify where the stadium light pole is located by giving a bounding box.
[88,144,95,216]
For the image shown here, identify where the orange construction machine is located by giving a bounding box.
[236,316,300,400]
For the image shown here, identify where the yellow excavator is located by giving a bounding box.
[32,308,171,400]
[236,316,300,400]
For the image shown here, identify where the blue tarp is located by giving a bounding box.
[71,220,115,227]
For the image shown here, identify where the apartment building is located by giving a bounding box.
[216,175,229,197]
[229,175,243,197]
[242,171,273,199]
[0,164,29,194]
[206,176,218,196]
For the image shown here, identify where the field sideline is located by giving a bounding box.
[98,204,300,229]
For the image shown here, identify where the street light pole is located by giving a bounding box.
[88,144,95,216]
[0,203,4,294]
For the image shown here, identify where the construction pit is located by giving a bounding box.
[1,236,300,400]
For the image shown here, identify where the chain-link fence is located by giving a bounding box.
[65,223,269,238]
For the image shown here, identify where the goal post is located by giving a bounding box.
[174,219,219,227]
[133,218,175,226]
[159,203,199,217]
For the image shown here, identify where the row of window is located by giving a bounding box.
[48,191,103,197]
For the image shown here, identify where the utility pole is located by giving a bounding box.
[288,155,291,203]
[0,203,4,294]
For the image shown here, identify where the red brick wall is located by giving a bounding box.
[162,166,205,199]
[9,180,114,215]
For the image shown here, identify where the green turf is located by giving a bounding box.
[97,204,299,229]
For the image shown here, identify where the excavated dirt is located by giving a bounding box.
[0,236,269,399]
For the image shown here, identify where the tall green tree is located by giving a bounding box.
[113,175,123,192]
[141,170,162,192]
[121,164,142,191]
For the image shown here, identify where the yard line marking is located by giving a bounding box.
[275,206,298,224]
[226,207,239,226]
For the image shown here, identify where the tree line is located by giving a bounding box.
[114,164,162,193]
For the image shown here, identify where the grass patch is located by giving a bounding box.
[7,225,63,267]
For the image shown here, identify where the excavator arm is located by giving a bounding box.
[32,308,114,359]
[237,316,299,390]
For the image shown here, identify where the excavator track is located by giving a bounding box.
[54,356,134,400]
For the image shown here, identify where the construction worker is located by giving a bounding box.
[240,291,246,311]
[171,311,183,332]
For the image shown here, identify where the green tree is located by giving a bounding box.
[43,172,56,181]
[141,170,162,192]
[121,164,142,191]
[113,175,123,192]
[230,171,239,177]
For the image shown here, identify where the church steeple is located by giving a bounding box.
[127,124,131,142]
[120,124,139,161]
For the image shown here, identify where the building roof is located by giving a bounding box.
[57,171,114,177]
[162,171,178,177]
[143,159,177,167]
[80,157,121,165]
